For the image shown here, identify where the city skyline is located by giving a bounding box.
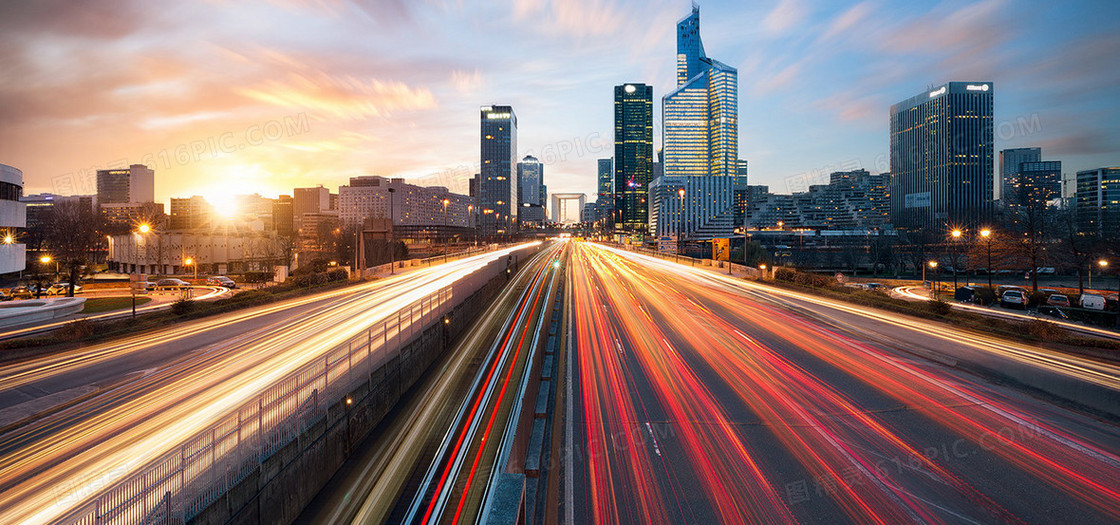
[1,0,1118,207]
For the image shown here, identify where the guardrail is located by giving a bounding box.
[58,285,456,525]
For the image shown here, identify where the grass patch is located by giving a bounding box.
[81,296,152,313]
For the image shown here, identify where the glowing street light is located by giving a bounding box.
[184,257,198,280]
[979,228,993,289]
[138,223,151,234]
[2,234,13,244]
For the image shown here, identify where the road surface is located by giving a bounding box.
[566,241,1120,524]
[0,244,536,525]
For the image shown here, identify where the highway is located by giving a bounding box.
[301,240,566,525]
[566,242,1120,524]
[0,244,537,525]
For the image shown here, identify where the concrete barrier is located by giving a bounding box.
[0,297,86,329]
[190,244,541,525]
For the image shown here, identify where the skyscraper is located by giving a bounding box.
[652,6,743,242]
[614,84,653,230]
[597,158,613,203]
[890,82,994,230]
[999,147,1041,202]
[1075,167,1120,235]
[96,164,155,204]
[480,105,517,234]
[663,6,737,180]
[517,155,546,224]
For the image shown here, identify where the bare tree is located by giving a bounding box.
[42,201,104,297]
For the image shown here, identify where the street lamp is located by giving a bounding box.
[138,223,151,234]
[442,198,450,262]
[388,187,396,275]
[759,263,767,280]
[928,260,939,300]
[468,204,475,247]
[950,229,962,291]
[677,188,686,257]
[1099,259,1109,293]
[979,228,993,290]
[184,257,197,280]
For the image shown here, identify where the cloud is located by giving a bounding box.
[818,1,874,42]
[237,72,437,119]
[762,0,808,36]
[451,69,485,94]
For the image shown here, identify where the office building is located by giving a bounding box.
[273,195,294,236]
[337,176,473,239]
[293,186,330,230]
[551,193,586,224]
[652,6,743,241]
[745,170,890,230]
[107,229,286,275]
[518,155,546,225]
[890,82,994,230]
[0,163,26,274]
[96,164,154,204]
[480,105,518,234]
[20,193,95,229]
[597,158,613,204]
[1008,160,1062,209]
[662,6,738,180]
[999,147,1041,202]
[1075,167,1120,236]
[614,83,654,230]
[169,196,213,230]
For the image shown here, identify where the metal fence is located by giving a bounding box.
[57,285,456,525]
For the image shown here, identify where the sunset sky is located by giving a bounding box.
[1,0,1117,205]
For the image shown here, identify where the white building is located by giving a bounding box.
[107,229,286,275]
[0,164,26,274]
[338,176,473,234]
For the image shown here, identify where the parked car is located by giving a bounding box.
[155,278,190,291]
[864,282,885,290]
[46,283,83,295]
[0,289,11,301]
[8,286,34,299]
[1000,290,1027,309]
[1080,293,1106,311]
[1045,294,1070,307]
[206,276,237,289]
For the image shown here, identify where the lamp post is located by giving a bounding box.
[759,263,767,281]
[37,255,53,298]
[980,228,993,290]
[928,260,939,300]
[184,257,197,280]
[950,228,962,291]
[1099,259,1109,294]
[388,187,396,275]
[677,187,686,257]
[442,198,450,262]
[468,204,475,247]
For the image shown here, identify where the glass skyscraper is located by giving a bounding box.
[890,82,994,230]
[663,6,738,180]
[480,105,517,234]
[517,154,546,224]
[597,158,613,204]
[999,147,1040,202]
[614,83,653,231]
[1075,167,1120,235]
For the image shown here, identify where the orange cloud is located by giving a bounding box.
[237,71,437,119]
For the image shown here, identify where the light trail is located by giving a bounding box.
[0,244,539,525]
[568,242,1120,524]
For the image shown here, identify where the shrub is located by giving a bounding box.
[291,272,329,287]
[171,298,197,315]
[58,319,97,341]
[773,267,834,288]
[924,300,953,316]
[1024,319,1067,340]
[242,271,272,284]
[326,268,348,282]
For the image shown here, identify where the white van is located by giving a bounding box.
[1080,294,1106,311]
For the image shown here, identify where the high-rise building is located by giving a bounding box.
[96,164,154,205]
[337,176,473,236]
[1075,167,1120,236]
[293,186,330,230]
[999,147,1041,202]
[744,170,890,230]
[614,83,654,230]
[890,82,994,230]
[663,6,737,180]
[597,158,613,203]
[480,105,518,234]
[653,6,742,241]
[169,195,213,230]
[273,195,294,236]
[1009,160,1062,209]
[517,155,546,224]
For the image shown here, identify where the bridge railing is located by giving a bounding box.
[57,285,455,525]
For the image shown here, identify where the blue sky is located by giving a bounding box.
[1,0,1117,204]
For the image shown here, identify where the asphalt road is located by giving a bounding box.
[565,241,1120,524]
[300,241,566,525]
[0,245,536,525]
